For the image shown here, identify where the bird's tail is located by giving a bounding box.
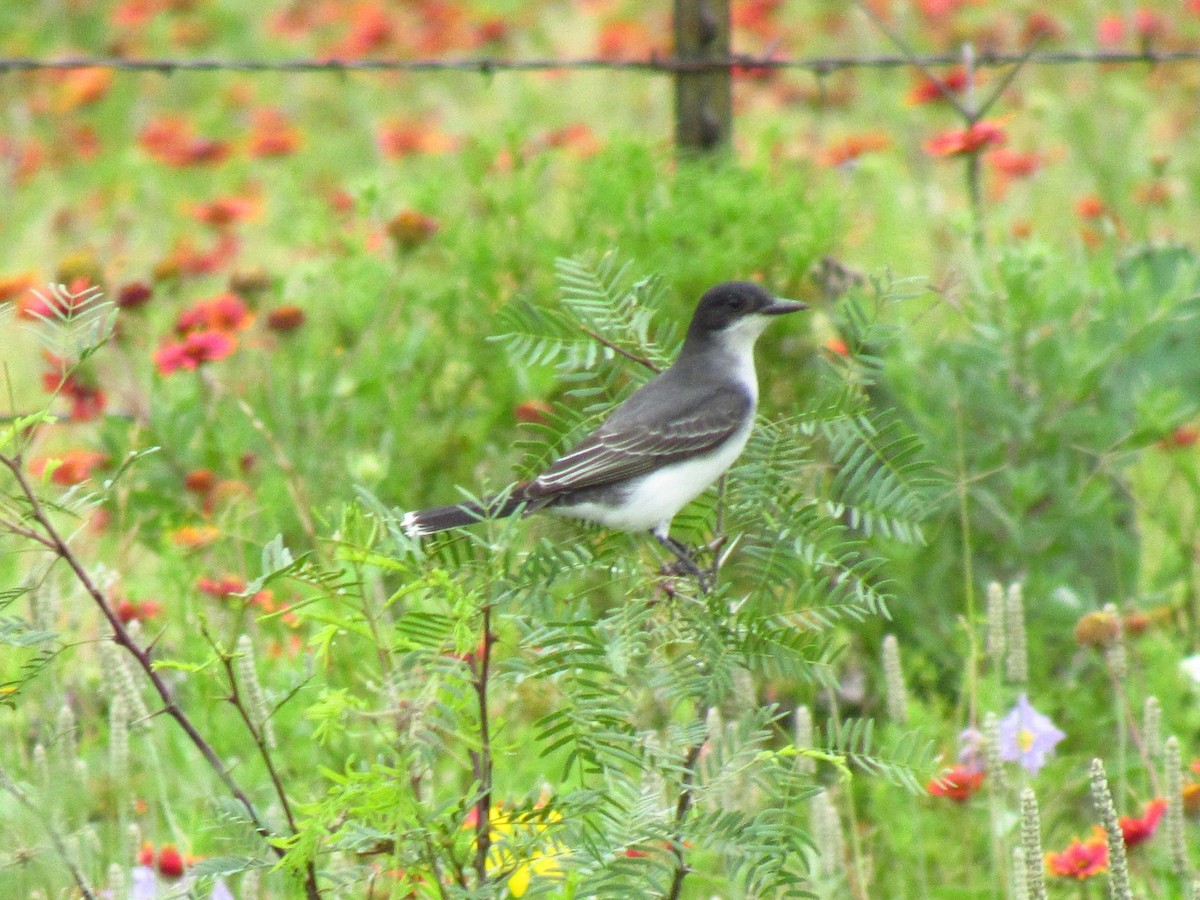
[402,493,527,538]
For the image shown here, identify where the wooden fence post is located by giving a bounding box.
[673,0,731,152]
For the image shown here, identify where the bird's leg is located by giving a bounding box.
[653,530,712,593]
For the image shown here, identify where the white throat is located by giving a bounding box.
[714,314,772,403]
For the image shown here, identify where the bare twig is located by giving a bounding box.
[0,514,57,549]
[470,602,496,884]
[665,733,706,900]
[580,327,663,374]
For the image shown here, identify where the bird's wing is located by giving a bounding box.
[527,387,753,497]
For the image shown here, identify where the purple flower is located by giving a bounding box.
[997,694,1066,774]
[957,726,985,773]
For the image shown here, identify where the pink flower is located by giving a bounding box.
[153,331,235,375]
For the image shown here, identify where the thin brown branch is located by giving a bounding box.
[580,327,663,374]
[470,602,496,884]
[213,635,322,898]
[665,737,705,900]
[0,49,1197,75]
[0,514,57,549]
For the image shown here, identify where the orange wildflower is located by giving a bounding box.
[924,120,1007,157]
[266,305,306,332]
[197,575,246,598]
[1045,830,1108,879]
[1075,195,1108,220]
[171,524,220,548]
[906,67,970,105]
[190,196,259,229]
[248,107,302,158]
[596,19,657,60]
[30,450,109,486]
[386,211,439,249]
[139,116,231,167]
[377,119,457,158]
[0,271,36,303]
[820,132,891,168]
[55,67,114,112]
[927,765,984,802]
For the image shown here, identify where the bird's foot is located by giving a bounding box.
[654,533,714,593]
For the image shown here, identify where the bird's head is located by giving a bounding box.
[685,281,807,346]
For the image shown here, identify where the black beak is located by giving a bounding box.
[764,297,808,315]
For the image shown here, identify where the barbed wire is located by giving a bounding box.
[0,48,1198,76]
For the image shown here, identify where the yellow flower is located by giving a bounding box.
[475,806,568,897]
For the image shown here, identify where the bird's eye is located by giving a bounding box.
[728,296,745,310]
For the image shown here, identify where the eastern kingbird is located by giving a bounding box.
[403,281,807,582]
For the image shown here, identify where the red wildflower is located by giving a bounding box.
[116,598,162,623]
[917,0,970,19]
[55,67,114,112]
[175,293,252,335]
[596,20,657,60]
[820,132,891,168]
[197,575,246,598]
[116,281,153,309]
[541,123,603,158]
[987,148,1040,178]
[248,107,302,158]
[1075,195,1108,219]
[1045,830,1108,879]
[906,68,970,105]
[475,17,509,45]
[733,0,783,37]
[1133,9,1167,42]
[266,305,306,333]
[0,271,36,303]
[172,525,220,548]
[386,211,439,249]
[1096,15,1125,48]
[158,234,240,277]
[190,196,259,229]
[514,399,552,424]
[1120,798,1167,848]
[825,337,850,357]
[156,843,185,879]
[0,135,44,183]
[153,331,235,375]
[326,2,396,58]
[377,119,457,158]
[42,367,106,422]
[1023,12,1065,43]
[927,765,984,802]
[30,450,108,486]
[184,469,217,494]
[924,120,1006,157]
[139,116,231,167]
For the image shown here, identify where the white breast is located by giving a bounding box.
[552,418,754,533]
